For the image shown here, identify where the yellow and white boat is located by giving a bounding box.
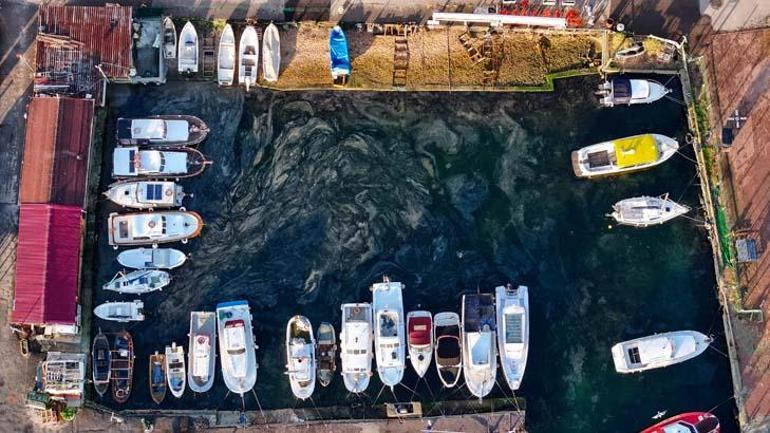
[571,134,679,178]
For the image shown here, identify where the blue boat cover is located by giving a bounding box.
[329,26,350,76]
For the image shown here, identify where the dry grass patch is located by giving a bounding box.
[348,34,394,89]
[406,30,451,89]
[542,35,597,73]
[497,33,547,86]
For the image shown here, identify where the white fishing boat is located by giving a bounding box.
[112,146,210,179]
[495,284,529,391]
[217,24,235,86]
[239,26,259,90]
[262,23,280,82]
[611,330,712,374]
[116,115,209,146]
[340,303,373,393]
[316,322,337,387]
[610,194,690,227]
[571,133,679,178]
[163,17,177,60]
[406,310,432,378]
[188,311,217,393]
[285,315,316,400]
[178,21,198,73]
[217,300,258,395]
[461,293,497,399]
[104,181,187,209]
[107,211,203,247]
[597,78,670,107]
[117,248,187,270]
[94,300,145,323]
[102,270,170,294]
[434,312,462,388]
[165,342,186,398]
[372,277,405,389]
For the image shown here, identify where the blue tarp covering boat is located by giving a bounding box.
[329,26,350,79]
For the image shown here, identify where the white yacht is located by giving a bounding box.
[434,312,462,388]
[239,26,259,90]
[406,310,432,378]
[495,284,529,391]
[102,270,170,295]
[372,277,405,389]
[117,248,187,270]
[217,301,258,395]
[115,115,208,146]
[597,78,670,107]
[285,315,316,400]
[217,24,235,86]
[461,293,497,399]
[610,194,690,227]
[340,303,373,393]
[571,134,679,179]
[107,211,203,247]
[112,146,210,179]
[165,342,186,398]
[611,331,712,374]
[188,311,217,393]
[178,21,199,73]
[104,181,187,209]
[94,300,145,322]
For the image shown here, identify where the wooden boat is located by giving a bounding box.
[329,26,350,83]
[597,78,670,107]
[286,315,316,400]
[615,42,645,60]
[571,134,679,178]
[262,23,280,82]
[434,312,462,388]
[102,270,171,295]
[188,311,217,393]
[116,115,208,147]
[462,293,497,399]
[640,412,719,433]
[315,322,337,387]
[217,24,235,86]
[495,284,528,391]
[111,331,134,404]
[163,17,177,60]
[611,331,712,374]
[217,300,258,395]
[95,300,145,323]
[340,303,372,393]
[610,194,689,227]
[107,211,203,247]
[149,351,167,404]
[178,21,199,73]
[112,146,211,179]
[104,180,187,209]
[372,277,405,389]
[117,248,187,270]
[165,342,186,398]
[92,330,111,396]
[406,310,432,378]
[239,26,259,91]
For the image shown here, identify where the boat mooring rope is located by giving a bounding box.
[308,396,329,431]
[250,389,268,426]
[372,384,387,406]
[707,395,736,414]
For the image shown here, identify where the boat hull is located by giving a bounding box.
[372,279,405,388]
[262,23,281,82]
[149,353,167,404]
[189,311,217,393]
[92,332,111,396]
[239,26,259,90]
[495,285,529,391]
[434,312,462,388]
[217,24,235,86]
[111,146,210,179]
[286,315,316,400]
[117,248,187,270]
[316,322,337,387]
[166,343,187,398]
[107,211,203,247]
[217,301,258,395]
[95,300,145,322]
[111,331,134,404]
[104,180,186,209]
[640,412,719,433]
[178,21,199,73]
[407,311,433,378]
[102,269,170,294]
[116,115,209,147]
[340,303,373,393]
[163,17,177,59]
[462,294,497,399]
[572,134,679,178]
[611,195,689,227]
[611,330,712,373]
[599,78,670,107]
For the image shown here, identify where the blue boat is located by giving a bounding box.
[329,26,350,80]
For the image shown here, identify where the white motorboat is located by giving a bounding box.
[116,115,209,147]
[434,312,462,388]
[316,322,337,387]
[495,284,529,391]
[239,26,259,90]
[611,330,712,374]
[461,293,497,399]
[94,300,145,322]
[597,78,670,107]
[372,277,405,389]
[117,248,187,270]
[571,134,679,178]
[178,21,199,73]
[406,310,432,378]
[610,194,690,227]
[340,303,373,393]
[163,17,177,60]
[104,181,187,209]
[165,342,186,398]
[262,23,280,82]
[112,146,210,179]
[107,211,203,247]
[188,311,217,393]
[217,24,235,86]
[102,270,170,294]
[285,315,316,400]
[217,300,258,395]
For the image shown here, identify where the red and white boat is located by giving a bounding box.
[406,311,432,378]
[640,412,719,433]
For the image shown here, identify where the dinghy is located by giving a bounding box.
[92,330,111,397]
[615,42,645,60]
[315,322,337,387]
[102,270,171,295]
[116,115,208,146]
[165,342,186,398]
[571,134,679,178]
[597,78,670,107]
[149,351,167,404]
[640,412,719,433]
[188,311,217,393]
[610,194,689,227]
[104,181,187,209]
[178,21,198,73]
[262,23,280,82]
[434,312,462,388]
[118,248,187,270]
[372,277,405,389]
[495,284,529,391]
[107,211,203,247]
[340,303,373,393]
[238,26,259,90]
[217,300,258,395]
[329,26,350,83]
[217,24,235,86]
[112,146,210,179]
[406,311,432,378]
[611,330,712,374]
[462,293,497,399]
[111,331,134,404]
[163,17,177,60]
[286,315,316,400]
[95,300,145,323]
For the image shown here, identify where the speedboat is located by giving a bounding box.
[165,342,186,398]
[149,351,167,404]
[610,194,689,227]
[217,24,235,86]
[286,315,316,400]
[315,322,337,387]
[329,26,350,83]
[262,23,280,82]
[640,412,719,433]
[372,277,405,389]
[178,21,198,73]
[112,146,210,179]
[117,248,187,270]
[107,211,203,247]
[111,331,134,404]
[188,311,217,393]
[462,293,497,399]
[163,17,176,60]
[116,115,209,147]
[95,300,145,322]
[217,300,258,395]
[104,181,187,209]
[434,312,462,388]
[239,26,259,90]
[406,311,432,378]
[340,303,373,393]
[92,330,111,396]
[611,330,712,374]
[102,270,171,294]
[495,284,529,391]
[571,134,679,178]
[597,78,670,107]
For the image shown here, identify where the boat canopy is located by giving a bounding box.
[329,26,350,76]
[408,317,431,346]
[629,336,679,364]
[503,308,525,356]
[224,320,247,377]
[193,335,211,377]
[630,79,651,98]
[289,341,313,380]
[343,321,370,372]
[468,332,493,367]
[463,294,496,332]
[614,134,659,168]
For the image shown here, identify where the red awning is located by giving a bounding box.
[408,316,432,345]
[12,204,82,325]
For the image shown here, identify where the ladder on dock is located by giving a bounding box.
[459,31,484,64]
[202,34,216,79]
[392,26,409,88]
[481,33,500,88]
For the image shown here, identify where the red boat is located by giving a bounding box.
[641,412,719,433]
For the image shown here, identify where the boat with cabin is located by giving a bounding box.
[111,331,134,404]
[340,303,373,393]
[188,311,217,393]
[117,248,187,270]
[329,26,350,84]
[112,146,210,179]
[104,180,187,209]
[217,24,235,86]
[434,312,462,388]
[612,330,712,374]
[95,300,145,322]
[163,17,176,59]
[178,21,198,73]
[239,26,259,90]
[462,293,497,399]
[406,311,432,378]
[102,269,170,295]
[116,115,208,147]
[286,315,316,400]
[107,211,203,247]
[316,322,337,387]
[495,284,529,391]
[597,78,670,107]
[149,351,166,404]
[571,133,679,178]
[640,412,719,433]
[217,301,258,395]
[165,343,186,398]
[610,194,689,227]
[92,330,111,396]
[372,277,405,389]
[262,23,280,82]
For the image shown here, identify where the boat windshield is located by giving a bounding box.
[662,423,697,433]
[379,312,398,337]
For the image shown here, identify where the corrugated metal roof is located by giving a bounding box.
[12,204,82,325]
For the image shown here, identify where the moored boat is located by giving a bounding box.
[315,322,337,387]
[406,310,432,378]
[262,23,281,82]
[92,330,111,396]
[188,311,217,393]
[571,134,679,178]
[597,78,670,107]
[116,115,209,147]
[149,351,167,404]
[239,26,259,91]
[163,17,177,60]
[217,24,235,86]
[640,412,719,433]
[329,26,350,83]
[495,284,529,391]
[178,21,199,73]
[611,330,712,374]
[107,211,203,247]
[111,331,134,404]
[372,277,405,389]
[340,303,373,393]
[112,146,210,179]
[610,194,689,227]
[286,315,316,400]
[165,342,186,398]
[461,293,497,399]
[104,180,187,209]
[102,269,171,295]
[434,312,462,388]
[95,300,145,323]
[217,300,258,395]
[117,247,187,270]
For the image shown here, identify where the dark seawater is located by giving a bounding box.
[94,78,738,433]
